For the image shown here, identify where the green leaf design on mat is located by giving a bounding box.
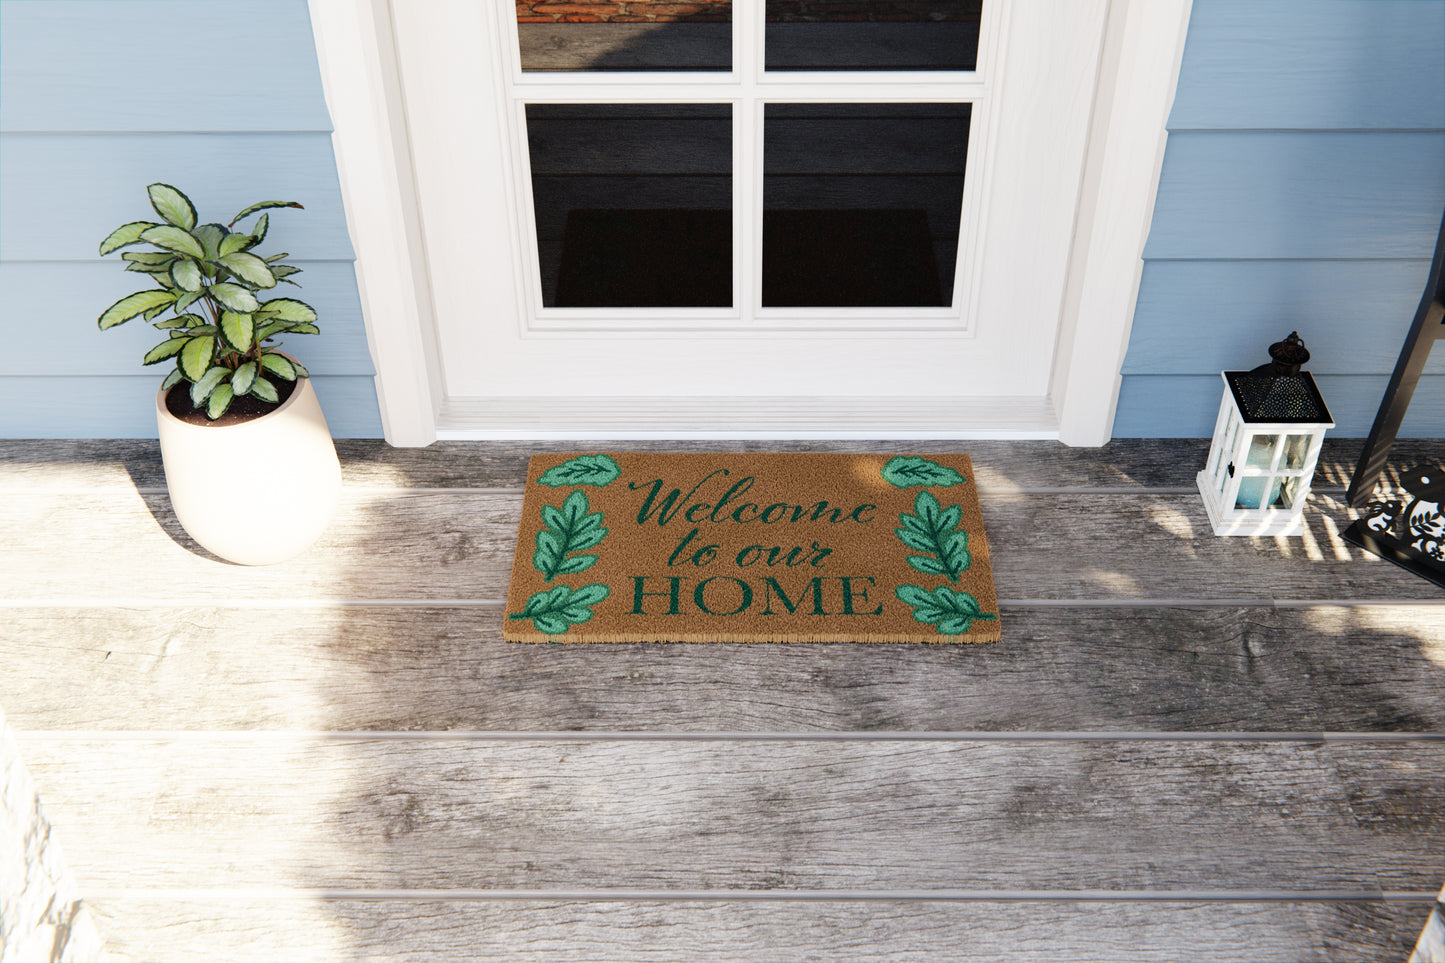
[895,489,971,582]
[534,489,608,582]
[538,453,622,488]
[508,583,611,635]
[896,584,996,636]
[881,456,965,489]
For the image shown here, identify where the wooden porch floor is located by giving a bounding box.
[2,438,1443,961]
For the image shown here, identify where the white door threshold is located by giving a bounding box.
[434,396,1059,441]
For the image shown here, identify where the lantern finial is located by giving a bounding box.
[1267,332,1310,376]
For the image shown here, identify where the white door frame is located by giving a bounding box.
[308,0,1192,447]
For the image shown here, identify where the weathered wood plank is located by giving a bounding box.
[15,739,1423,892]
[84,897,1430,963]
[525,115,968,177]
[0,489,1439,601]
[2,605,1443,733]
[6,439,1439,494]
[518,23,731,72]
[1324,743,1445,892]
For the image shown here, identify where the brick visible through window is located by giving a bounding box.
[516,1,983,23]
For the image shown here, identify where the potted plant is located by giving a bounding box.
[98,183,341,565]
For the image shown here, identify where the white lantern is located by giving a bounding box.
[1197,333,1334,536]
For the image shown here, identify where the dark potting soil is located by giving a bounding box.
[165,376,298,428]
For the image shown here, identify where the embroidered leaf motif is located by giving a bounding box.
[508,583,610,636]
[538,454,622,488]
[896,489,970,582]
[895,584,996,636]
[881,456,965,489]
[534,489,608,582]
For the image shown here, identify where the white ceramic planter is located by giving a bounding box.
[156,374,341,565]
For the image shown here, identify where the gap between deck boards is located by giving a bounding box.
[17,731,1445,743]
[76,887,1444,902]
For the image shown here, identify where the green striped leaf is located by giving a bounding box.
[179,335,216,381]
[98,290,176,329]
[218,231,251,257]
[268,264,301,280]
[189,365,229,406]
[206,383,235,420]
[288,358,309,378]
[122,251,176,275]
[231,200,302,225]
[220,312,255,352]
[161,368,185,392]
[140,225,205,260]
[216,251,275,288]
[170,259,203,292]
[259,353,296,380]
[232,361,259,396]
[210,283,260,313]
[249,376,279,403]
[142,338,187,365]
[193,223,227,261]
[99,221,159,256]
[257,297,316,323]
[147,183,197,230]
[175,290,204,314]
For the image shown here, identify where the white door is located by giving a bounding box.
[311,0,1191,442]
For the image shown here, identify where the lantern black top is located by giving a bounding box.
[1225,332,1334,424]
[1267,331,1310,375]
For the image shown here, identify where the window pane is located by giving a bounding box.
[526,104,732,308]
[519,1,731,71]
[766,1,982,71]
[1245,435,1276,470]
[763,103,970,307]
[1270,476,1299,510]
[1282,433,1311,470]
[1235,477,1266,510]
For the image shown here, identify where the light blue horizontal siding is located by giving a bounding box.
[1144,131,1445,259]
[0,0,383,438]
[1124,259,1438,375]
[0,377,383,439]
[1169,0,1445,131]
[1118,0,1445,439]
[0,0,332,132]
[1,134,355,261]
[1113,375,1445,439]
[1,262,374,377]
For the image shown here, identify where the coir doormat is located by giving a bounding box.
[503,453,1000,644]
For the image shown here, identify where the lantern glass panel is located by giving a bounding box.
[1245,435,1277,470]
[1236,476,1266,510]
[1270,476,1299,510]
[1283,434,1311,470]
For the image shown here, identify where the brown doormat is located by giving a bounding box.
[504,453,1000,644]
